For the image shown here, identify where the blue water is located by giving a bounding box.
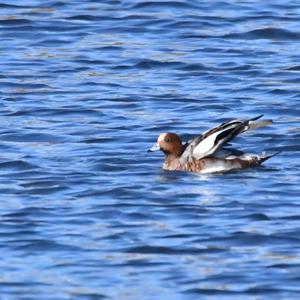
[0,0,300,299]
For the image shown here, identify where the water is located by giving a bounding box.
[0,0,300,299]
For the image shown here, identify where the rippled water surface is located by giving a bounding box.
[1,1,300,299]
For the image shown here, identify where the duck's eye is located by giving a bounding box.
[165,137,171,143]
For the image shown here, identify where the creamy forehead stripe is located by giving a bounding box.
[157,133,168,142]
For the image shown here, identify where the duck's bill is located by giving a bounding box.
[148,143,160,152]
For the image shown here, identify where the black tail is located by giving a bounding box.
[249,114,264,121]
[260,151,281,163]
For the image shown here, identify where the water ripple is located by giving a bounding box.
[224,27,300,40]
[0,0,300,299]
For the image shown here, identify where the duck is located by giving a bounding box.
[148,115,277,174]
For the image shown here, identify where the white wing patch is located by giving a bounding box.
[180,115,271,164]
[192,123,239,159]
[192,131,221,159]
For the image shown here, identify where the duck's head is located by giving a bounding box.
[148,133,183,157]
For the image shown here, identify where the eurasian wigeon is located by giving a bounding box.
[148,115,277,174]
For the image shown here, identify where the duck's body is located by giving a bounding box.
[148,115,276,174]
[163,153,270,174]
